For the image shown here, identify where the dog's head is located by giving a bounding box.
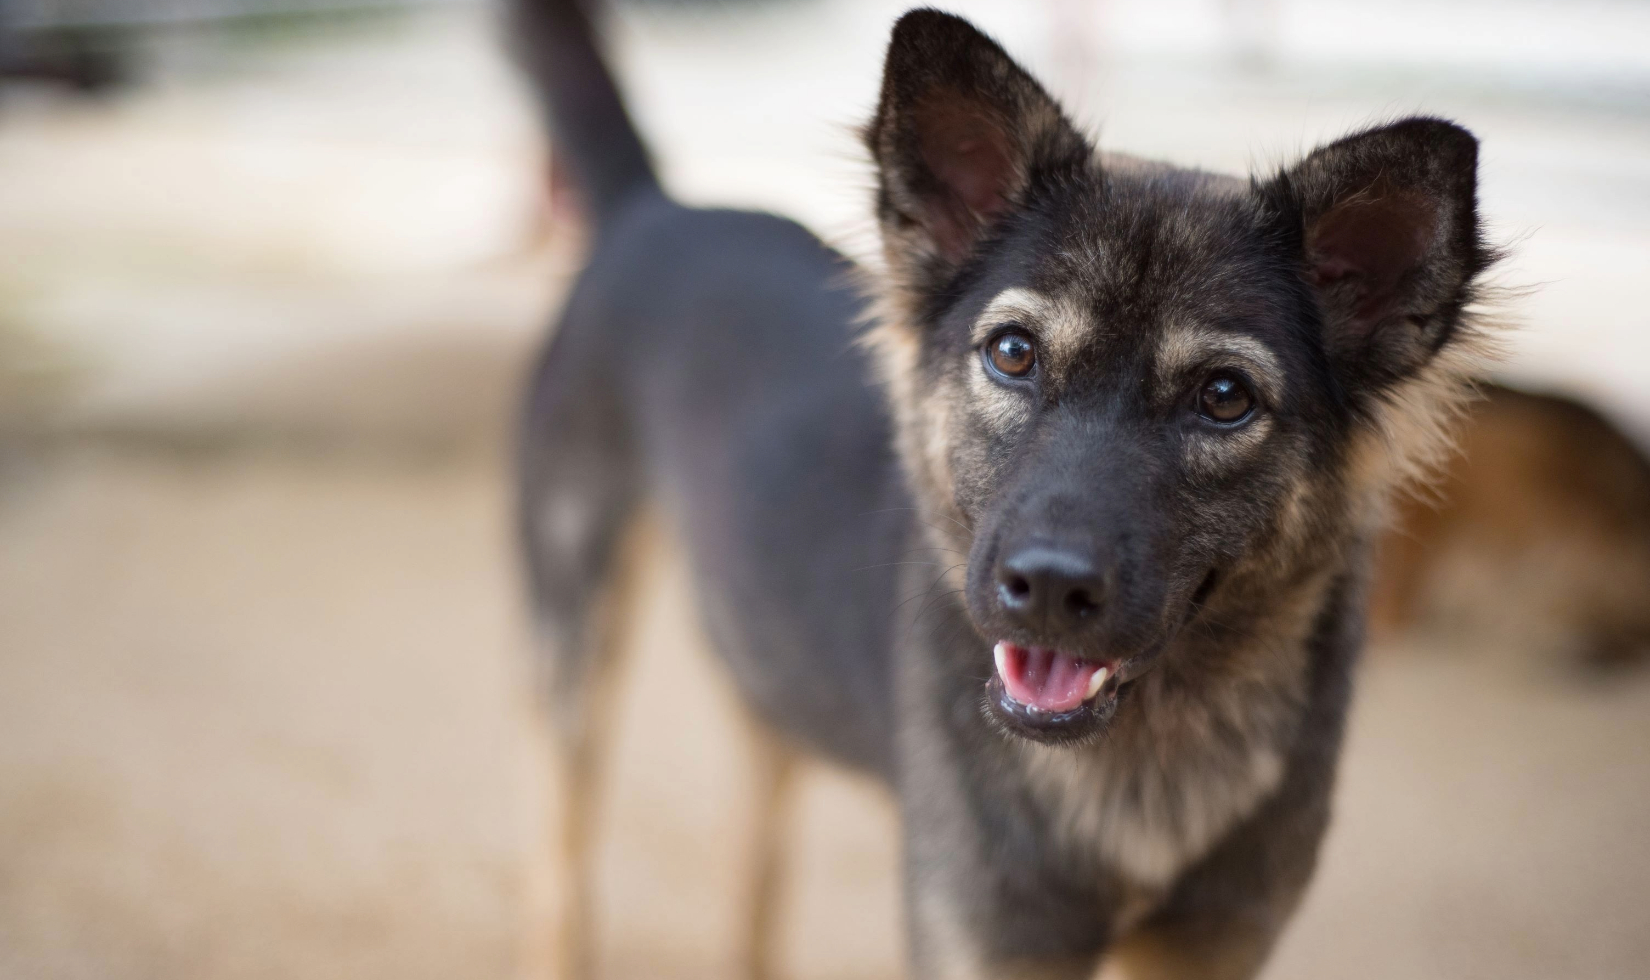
[864,10,1497,744]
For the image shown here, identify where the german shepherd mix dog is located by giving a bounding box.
[513,3,1501,977]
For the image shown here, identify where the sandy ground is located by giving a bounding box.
[3,4,1650,978]
[4,437,1649,980]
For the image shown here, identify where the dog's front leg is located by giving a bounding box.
[905,875,1103,980]
[898,737,1108,980]
[1103,915,1283,980]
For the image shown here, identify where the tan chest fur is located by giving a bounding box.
[1018,598,1317,894]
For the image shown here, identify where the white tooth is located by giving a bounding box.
[993,642,1010,679]
[1085,666,1111,701]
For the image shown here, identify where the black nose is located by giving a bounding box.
[996,545,1105,633]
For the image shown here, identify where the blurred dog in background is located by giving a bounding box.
[1372,383,1650,668]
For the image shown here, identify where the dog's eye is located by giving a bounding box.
[985,329,1037,379]
[1196,373,1255,424]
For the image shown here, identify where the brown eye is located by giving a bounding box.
[985,330,1037,379]
[1197,373,1255,424]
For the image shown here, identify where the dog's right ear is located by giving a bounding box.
[867,10,1091,279]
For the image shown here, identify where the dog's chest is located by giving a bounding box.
[1019,663,1306,890]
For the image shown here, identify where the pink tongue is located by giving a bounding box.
[996,643,1103,713]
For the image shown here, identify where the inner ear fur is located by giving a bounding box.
[867,9,1092,271]
[1262,117,1495,389]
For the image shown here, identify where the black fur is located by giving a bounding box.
[515,5,1496,977]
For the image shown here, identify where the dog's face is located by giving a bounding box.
[865,11,1494,744]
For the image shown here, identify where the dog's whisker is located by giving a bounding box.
[888,568,969,629]
[902,588,967,641]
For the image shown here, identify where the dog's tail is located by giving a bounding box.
[508,0,659,224]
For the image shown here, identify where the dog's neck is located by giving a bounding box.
[1014,561,1342,890]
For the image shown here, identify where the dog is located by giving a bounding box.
[510,3,1503,977]
[1371,383,1650,668]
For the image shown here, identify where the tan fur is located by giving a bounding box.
[1151,286,1292,481]
[1103,916,1282,980]
[913,887,1105,980]
[528,510,657,980]
[971,286,1101,375]
[528,513,801,980]
[1018,572,1325,892]
[1343,297,1511,538]
[736,715,799,980]
[962,286,1102,437]
[1153,324,1286,405]
[1370,384,1650,664]
[860,285,974,594]
[1182,414,1278,481]
[968,287,1058,345]
[912,887,996,980]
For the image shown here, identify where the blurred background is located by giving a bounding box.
[2,0,1648,978]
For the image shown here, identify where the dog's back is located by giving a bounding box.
[513,0,906,778]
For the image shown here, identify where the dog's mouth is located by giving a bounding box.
[994,642,1116,712]
[986,641,1125,743]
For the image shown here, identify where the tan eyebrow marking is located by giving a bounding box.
[1155,324,1285,405]
[971,287,1093,372]
[970,288,1051,345]
[1160,323,1285,477]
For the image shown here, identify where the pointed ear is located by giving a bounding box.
[866,10,1091,274]
[1262,118,1494,388]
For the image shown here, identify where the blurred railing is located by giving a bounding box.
[0,0,476,91]
[4,0,472,31]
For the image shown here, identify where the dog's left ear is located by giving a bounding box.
[867,10,1091,279]
[1262,118,1493,390]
